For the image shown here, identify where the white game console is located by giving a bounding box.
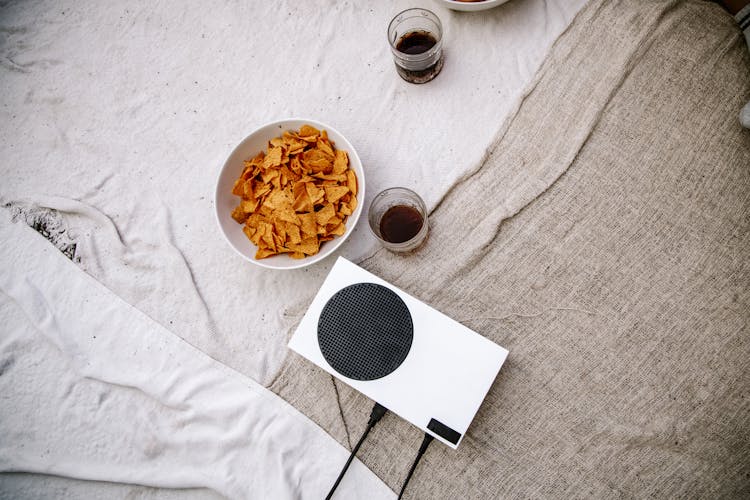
[288,257,508,449]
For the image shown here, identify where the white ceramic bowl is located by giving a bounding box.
[214,118,365,270]
[435,0,509,12]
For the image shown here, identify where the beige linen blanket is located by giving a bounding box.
[271,0,750,497]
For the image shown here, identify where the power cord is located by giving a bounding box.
[397,433,434,500]
[325,402,388,500]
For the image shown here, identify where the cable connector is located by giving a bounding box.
[398,432,434,499]
[368,402,388,426]
[325,401,389,500]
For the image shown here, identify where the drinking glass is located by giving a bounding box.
[368,187,429,252]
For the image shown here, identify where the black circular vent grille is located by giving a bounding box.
[317,283,413,381]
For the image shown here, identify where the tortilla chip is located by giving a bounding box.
[306,183,325,205]
[232,205,248,224]
[241,198,258,214]
[263,146,283,169]
[346,170,357,196]
[285,222,302,244]
[290,237,319,256]
[338,202,352,216]
[299,124,320,139]
[255,247,277,259]
[315,203,336,226]
[298,212,317,236]
[302,149,333,173]
[332,150,348,175]
[293,189,313,213]
[324,185,349,204]
[317,138,335,157]
[329,222,346,236]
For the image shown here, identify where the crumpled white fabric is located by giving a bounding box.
[0,213,393,499]
[0,0,585,497]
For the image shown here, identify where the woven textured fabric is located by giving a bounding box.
[270,0,750,497]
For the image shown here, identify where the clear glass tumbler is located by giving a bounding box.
[387,8,444,84]
[368,187,429,252]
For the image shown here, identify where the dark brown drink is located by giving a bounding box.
[396,31,437,55]
[393,30,444,84]
[379,205,424,244]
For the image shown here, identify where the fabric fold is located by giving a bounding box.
[0,212,394,499]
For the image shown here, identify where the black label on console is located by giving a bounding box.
[427,418,462,445]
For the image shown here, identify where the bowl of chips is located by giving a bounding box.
[215,119,365,270]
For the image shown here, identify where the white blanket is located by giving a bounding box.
[0,0,584,497]
[0,213,392,499]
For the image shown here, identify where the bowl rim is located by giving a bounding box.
[214,117,365,270]
[436,0,509,11]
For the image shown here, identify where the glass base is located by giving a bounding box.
[395,54,444,84]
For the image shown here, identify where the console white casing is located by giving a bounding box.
[288,257,509,449]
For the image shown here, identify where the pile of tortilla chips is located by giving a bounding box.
[230,125,358,260]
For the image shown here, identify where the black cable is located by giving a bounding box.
[325,402,388,500]
[397,433,434,500]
